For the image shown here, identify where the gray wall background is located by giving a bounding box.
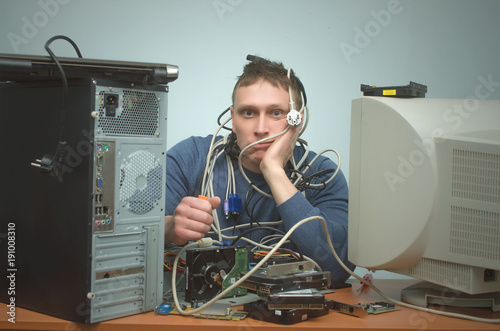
[1,0,499,279]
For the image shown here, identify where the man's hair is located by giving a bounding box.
[232,57,304,109]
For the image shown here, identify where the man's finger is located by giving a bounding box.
[208,196,221,209]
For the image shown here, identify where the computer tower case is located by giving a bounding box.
[0,77,169,323]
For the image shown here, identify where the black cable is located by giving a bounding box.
[287,164,336,192]
[44,35,82,142]
[217,106,232,131]
[31,36,83,178]
[248,193,267,226]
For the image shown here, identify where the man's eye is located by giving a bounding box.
[242,110,254,117]
[272,110,284,117]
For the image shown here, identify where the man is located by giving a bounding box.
[164,57,354,286]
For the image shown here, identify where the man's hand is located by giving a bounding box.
[260,124,300,172]
[165,196,221,245]
[259,124,301,204]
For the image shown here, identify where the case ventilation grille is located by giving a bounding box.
[450,148,500,261]
[450,206,500,261]
[97,90,160,136]
[408,258,472,292]
[119,151,162,215]
[451,149,500,204]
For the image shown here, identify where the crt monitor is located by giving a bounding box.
[348,96,500,309]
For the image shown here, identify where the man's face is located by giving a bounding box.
[230,79,291,173]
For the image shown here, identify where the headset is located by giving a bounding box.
[246,55,306,127]
[217,55,309,161]
[205,55,340,203]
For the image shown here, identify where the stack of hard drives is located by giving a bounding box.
[172,245,400,323]
[241,260,332,325]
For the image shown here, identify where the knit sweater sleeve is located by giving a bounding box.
[276,154,355,286]
[164,136,213,216]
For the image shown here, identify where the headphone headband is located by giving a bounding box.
[246,54,307,106]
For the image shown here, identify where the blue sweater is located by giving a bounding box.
[165,135,355,285]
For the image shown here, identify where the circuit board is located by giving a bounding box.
[363,301,400,314]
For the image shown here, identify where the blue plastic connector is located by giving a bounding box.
[228,194,242,213]
[155,302,173,315]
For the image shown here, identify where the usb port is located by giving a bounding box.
[95,194,102,203]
